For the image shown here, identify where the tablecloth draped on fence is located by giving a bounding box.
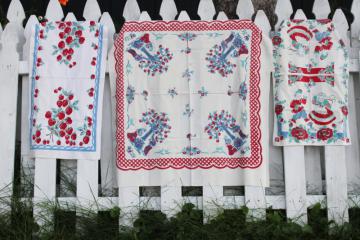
[273,19,350,146]
[28,21,108,160]
[115,20,271,187]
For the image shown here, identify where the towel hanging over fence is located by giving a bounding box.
[29,21,108,159]
[273,19,350,146]
[114,20,271,187]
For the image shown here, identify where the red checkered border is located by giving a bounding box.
[114,20,263,170]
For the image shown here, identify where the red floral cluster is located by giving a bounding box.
[44,87,77,146]
[55,22,86,68]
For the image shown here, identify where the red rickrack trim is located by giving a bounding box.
[114,20,263,170]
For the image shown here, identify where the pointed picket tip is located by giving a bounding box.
[254,10,271,35]
[333,9,349,46]
[275,0,293,30]
[24,15,39,39]
[100,12,115,53]
[237,0,254,20]
[45,0,64,21]
[100,12,115,35]
[160,0,177,21]
[83,0,102,21]
[313,0,330,19]
[123,0,141,21]
[178,11,190,21]
[7,0,25,24]
[350,0,360,38]
[65,12,77,21]
[198,0,215,20]
[139,11,151,21]
[293,9,307,19]
[217,11,228,20]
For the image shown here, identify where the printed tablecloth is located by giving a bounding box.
[115,20,271,186]
[273,19,350,145]
[29,21,108,159]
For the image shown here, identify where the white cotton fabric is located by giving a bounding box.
[115,20,272,187]
[28,21,108,160]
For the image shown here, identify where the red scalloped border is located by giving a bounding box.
[114,20,263,170]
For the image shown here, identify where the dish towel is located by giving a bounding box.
[273,19,350,145]
[29,21,108,159]
[114,20,271,187]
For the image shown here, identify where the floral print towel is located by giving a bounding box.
[114,20,271,187]
[29,21,108,159]
[273,19,350,145]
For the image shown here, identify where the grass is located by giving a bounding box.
[2,194,360,240]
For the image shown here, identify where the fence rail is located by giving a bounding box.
[0,0,360,227]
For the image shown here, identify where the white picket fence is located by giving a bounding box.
[0,0,360,227]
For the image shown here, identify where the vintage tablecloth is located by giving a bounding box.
[29,21,108,159]
[273,19,350,145]
[114,20,271,187]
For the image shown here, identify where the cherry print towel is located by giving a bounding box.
[114,20,272,187]
[29,21,108,159]
[273,19,350,145]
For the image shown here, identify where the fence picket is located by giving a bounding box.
[45,0,64,21]
[281,9,308,225]
[313,0,330,19]
[83,0,102,21]
[351,0,360,41]
[274,0,293,30]
[123,0,141,21]
[236,0,254,20]
[160,0,177,21]
[324,9,349,224]
[33,0,63,230]
[178,10,190,21]
[242,10,271,221]
[20,15,38,198]
[216,11,228,20]
[0,0,24,200]
[139,11,151,21]
[198,0,215,20]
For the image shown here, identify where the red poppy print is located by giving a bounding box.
[316,128,333,141]
[291,127,308,140]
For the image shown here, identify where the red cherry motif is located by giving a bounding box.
[69,95,74,100]
[59,32,65,39]
[86,130,91,136]
[57,112,65,120]
[57,140,61,145]
[45,111,52,118]
[88,104,93,110]
[79,37,85,44]
[35,130,41,137]
[66,117,72,124]
[59,122,67,130]
[58,41,65,49]
[66,127,73,135]
[62,100,68,107]
[66,36,73,44]
[59,131,65,137]
[83,136,89,144]
[48,119,56,126]
[75,30,82,37]
[71,133,77,140]
[57,55,62,61]
[90,21,96,26]
[64,27,71,34]
[65,107,73,115]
